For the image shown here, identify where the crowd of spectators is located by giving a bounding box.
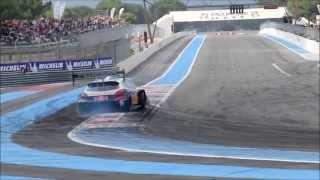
[0,15,123,46]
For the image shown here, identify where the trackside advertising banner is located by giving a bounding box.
[0,57,113,73]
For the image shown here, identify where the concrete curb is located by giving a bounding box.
[260,28,319,61]
[118,32,190,73]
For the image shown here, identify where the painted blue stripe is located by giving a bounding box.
[151,35,206,85]
[0,38,319,179]
[0,175,44,180]
[263,34,310,54]
[1,91,39,104]
[74,128,319,163]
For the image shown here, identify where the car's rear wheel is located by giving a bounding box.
[120,97,131,112]
[138,91,147,109]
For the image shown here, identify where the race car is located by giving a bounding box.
[77,72,147,115]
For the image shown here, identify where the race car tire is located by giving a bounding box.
[120,97,131,112]
[138,91,147,109]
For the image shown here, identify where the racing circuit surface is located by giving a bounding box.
[1,31,319,179]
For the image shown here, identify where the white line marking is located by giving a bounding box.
[272,63,292,77]
[67,35,320,164]
[67,132,319,164]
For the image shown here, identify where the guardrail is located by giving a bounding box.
[0,67,118,87]
[0,40,79,54]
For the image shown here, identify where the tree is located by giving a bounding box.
[121,12,136,24]
[0,0,51,20]
[257,0,288,6]
[150,0,186,20]
[121,3,145,24]
[96,0,121,11]
[64,6,95,18]
[0,0,21,20]
[42,6,53,19]
[285,0,320,24]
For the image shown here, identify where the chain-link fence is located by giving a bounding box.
[0,39,129,65]
[261,21,320,42]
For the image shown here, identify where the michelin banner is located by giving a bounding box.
[0,57,113,73]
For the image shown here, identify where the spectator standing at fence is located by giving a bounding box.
[1,14,123,46]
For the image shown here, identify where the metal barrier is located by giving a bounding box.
[0,25,157,63]
[0,67,118,87]
[0,40,79,54]
[261,21,320,42]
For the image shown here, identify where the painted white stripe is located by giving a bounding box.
[67,131,319,164]
[67,35,320,164]
[272,63,292,77]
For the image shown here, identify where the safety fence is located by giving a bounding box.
[0,67,119,87]
[261,21,320,42]
[0,24,156,63]
[0,56,118,87]
[0,39,129,64]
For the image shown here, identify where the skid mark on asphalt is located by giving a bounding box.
[2,34,319,179]
[79,85,174,129]
[69,33,320,164]
[70,113,320,164]
[2,88,317,179]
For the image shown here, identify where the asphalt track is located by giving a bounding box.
[145,32,319,151]
[0,91,40,104]
[2,31,319,179]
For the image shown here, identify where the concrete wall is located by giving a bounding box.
[260,28,320,55]
[170,7,286,22]
[118,32,189,73]
[156,7,286,36]
[156,14,174,37]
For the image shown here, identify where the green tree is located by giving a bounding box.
[0,0,51,20]
[63,6,95,18]
[42,6,53,18]
[286,0,320,24]
[121,3,145,24]
[120,12,136,24]
[257,0,288,6]
[150,0,186,20]
[96,0,121,11]
[0,0,21,20]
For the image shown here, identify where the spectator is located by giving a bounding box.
[0,15,123,46]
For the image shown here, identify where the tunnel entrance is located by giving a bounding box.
[173,19,283,32]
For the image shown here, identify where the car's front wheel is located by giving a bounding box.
[138,91,147,109]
